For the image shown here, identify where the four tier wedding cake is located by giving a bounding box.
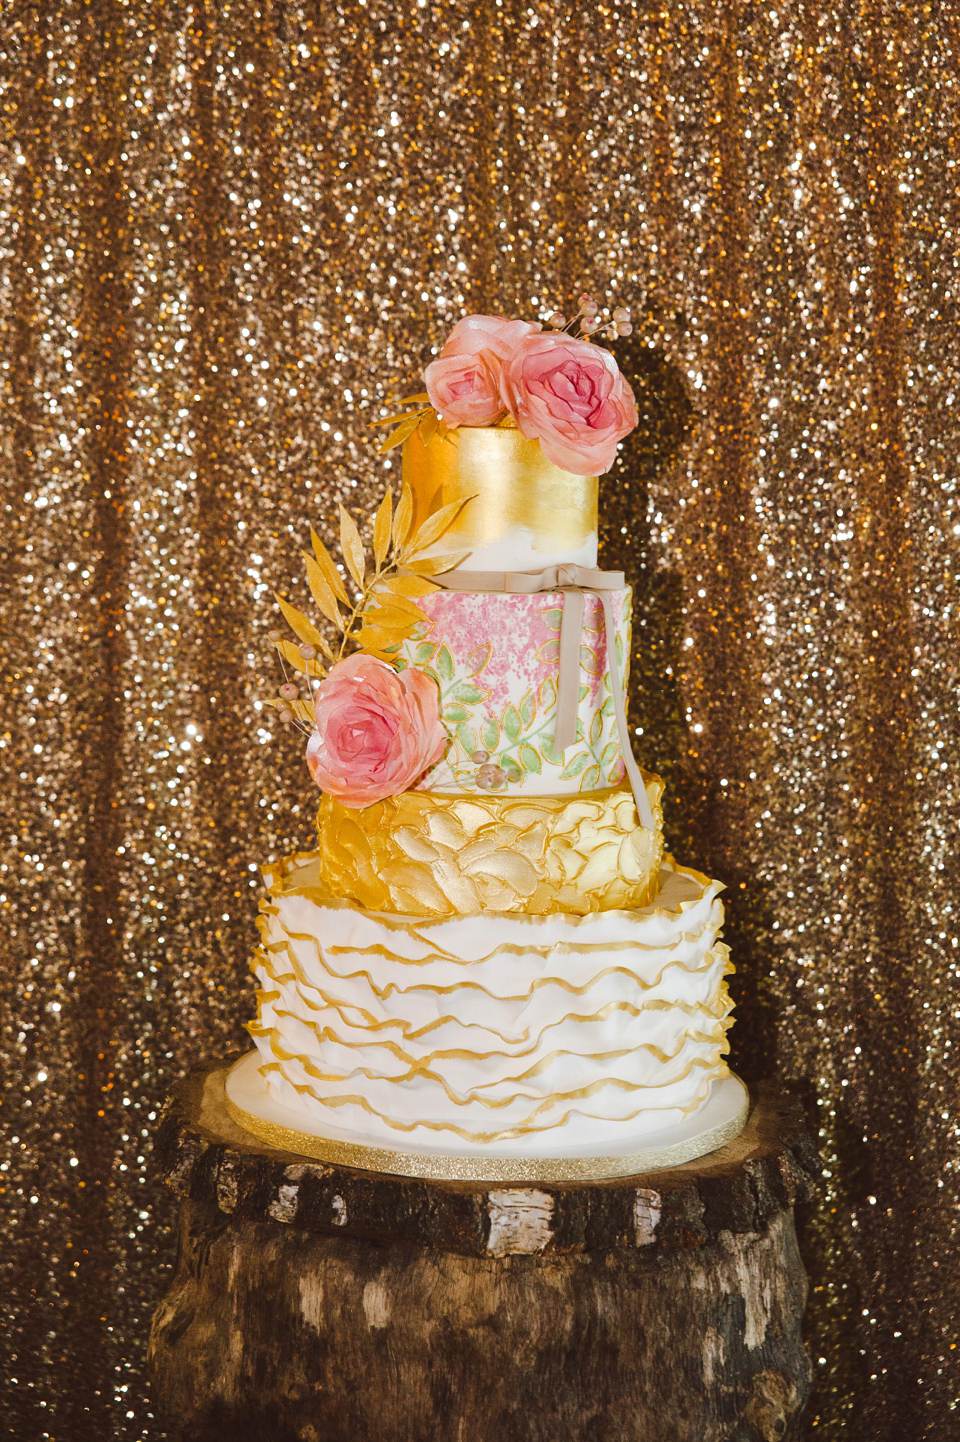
[226,302,748,1180]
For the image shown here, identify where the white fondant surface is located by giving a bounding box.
[248,860,735,1157]
[225,1055,750,1179]
[443,525,598,574]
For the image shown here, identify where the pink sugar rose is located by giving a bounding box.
[500,331,638,475]
[424,314,540,428]
[423,350,503,427]
[306,653,447,808]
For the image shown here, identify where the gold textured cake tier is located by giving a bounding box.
[310,779,664,918]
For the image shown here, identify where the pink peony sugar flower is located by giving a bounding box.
[500,330,638,475]
[306,653,447,808]
[424,313,540,427]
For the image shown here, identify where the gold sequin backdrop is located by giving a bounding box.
[1,1,956,1436]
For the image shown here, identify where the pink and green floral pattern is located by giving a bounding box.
[395,588,632,796]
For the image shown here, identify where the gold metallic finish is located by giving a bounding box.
[403,427,599,555]
[309,782,664,917]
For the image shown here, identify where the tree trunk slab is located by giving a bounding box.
[149,1059,819,1442]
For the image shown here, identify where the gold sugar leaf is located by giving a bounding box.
[369,410,422,428]
[407,549,472,576]
[276,637,324,678]
[368,591,426,621]
[379,413,422,454]
[338,504,365,589]
[364,600,423,632]
[274,593,333,656]
[303,553,344,630]
[399,391,430,404]
[383,572,439,598]
[353,626,402,658]
[404,496,471,558]
[393,482,414,549]
[372,487,393,568]
[436,416,450,442]
[309,527,349,604]
[418,408,439,447]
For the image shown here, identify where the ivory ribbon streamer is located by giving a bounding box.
[436,565,655,831]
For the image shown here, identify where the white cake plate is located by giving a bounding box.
[224,1051,750,1183]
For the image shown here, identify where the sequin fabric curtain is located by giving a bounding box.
[1,2,957,1437]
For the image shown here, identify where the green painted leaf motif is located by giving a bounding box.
[606,760,625,784]
[589,710,603,746]
[581,764,602,791]
[466,642,492,677]
[560,750,590,779]
[615,632,625,669]
[502,760,522,782]
[541,735,560,764]
[540,607,563,633]
[599,740,620,767]
[435,644,454,681]
[453,681,486,704]
[457,724,478,756]
[502,702,522,742]
[580,644,602,676]
[538,676,557,712]
[519,744,542,774]
[415,641,437,665]
[601,695,616,718]
[536,638,560,666]
[481,717,500,751]
[519,690,536,728]
[410,621,430,642]
[444,702,469,724]
[394,658,408,672]
[579,683,589,701]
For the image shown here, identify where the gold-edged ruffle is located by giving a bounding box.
[308,780,664,918]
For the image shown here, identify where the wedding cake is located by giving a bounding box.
[225,302,748,1180]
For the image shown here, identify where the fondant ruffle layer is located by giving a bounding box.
[310,780,663,917]
[248,855,734,1151]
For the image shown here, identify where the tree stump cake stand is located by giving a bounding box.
[149,1059,819,1442]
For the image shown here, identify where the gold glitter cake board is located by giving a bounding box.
[224,1051,750,1182]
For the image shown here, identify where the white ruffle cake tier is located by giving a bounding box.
[228,857,748,1180]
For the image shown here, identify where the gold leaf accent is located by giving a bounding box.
[338,504,365,589]
[276,637,324,678]
[379,412,422,454]
[353,626,403,658]
[383,572,439,599]
[370,591,428,620]
[309,527,349,604]
[303,552,344,630]
[274,594,333,658]
[369,410,423,428]
[393,482,414,549]
[404,496,472,558]
[372,488,393,568]
[418,408,439,447]
[406,549,471,577]
[398,390,430,404]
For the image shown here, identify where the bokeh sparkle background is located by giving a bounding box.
[2,2,958,1437]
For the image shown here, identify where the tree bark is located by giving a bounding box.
[149,1061,819,1442]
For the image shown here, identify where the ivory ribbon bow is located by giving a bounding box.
[437,565,656,831]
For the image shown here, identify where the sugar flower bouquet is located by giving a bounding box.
[375,295,638,476]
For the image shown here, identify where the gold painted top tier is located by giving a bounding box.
[402,425,599,572]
